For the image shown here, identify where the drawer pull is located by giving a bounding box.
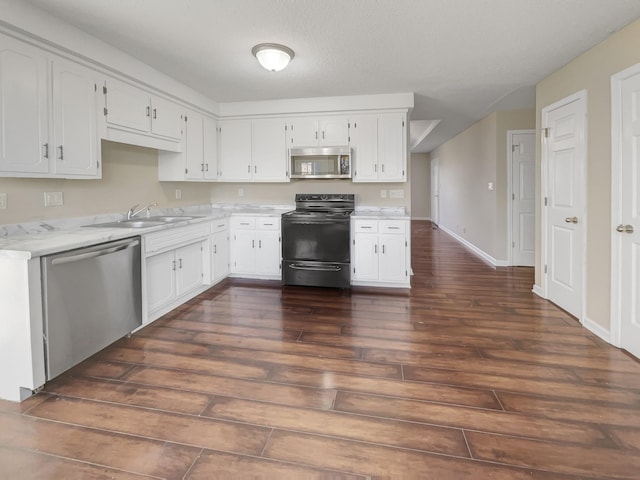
[388,226,399,230]
[361,226,372,229]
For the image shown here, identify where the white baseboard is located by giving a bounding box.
[532,284,544,298]
[582,316,611,343]
[439,225,507,268]
[411,216,431,221]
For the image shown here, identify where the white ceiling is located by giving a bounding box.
[20,0,640,152]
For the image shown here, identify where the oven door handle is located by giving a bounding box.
[284,219,349,225]
[288,263,342,272]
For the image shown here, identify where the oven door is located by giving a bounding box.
[282,217,350,263]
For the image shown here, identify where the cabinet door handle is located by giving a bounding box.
[259,240,262,248]
[201,163,204,172]
[382,245,386,254]
[252,240,255,248]
[315,131,318,140]
[146,106,150,117]
[58,145,64,160]
[254,165,257,174]
[178,258,183,269]
[374,164,377,173]
[43,143,49,159]
[322,131,325,139]
[374,245,378,254]
[248,165,251,173]
[172,260,176,271]
[381,164,385,173]
[152,108,157,119]
[205,164,209,172]
[214,244,217,254]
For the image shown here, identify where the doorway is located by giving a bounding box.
[430,158,439,226]
[508,130,535,266]
[611,63,640,359]
[541,91,587,319]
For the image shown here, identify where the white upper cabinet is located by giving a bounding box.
[103,78,183,151]
[150,95,183,140]
[52,58,100,177]
[203,116,218,179]
[285,116,349,148]
[252,118,287,181]
[218,119,252,181]
[351,112,406,183]
[158,110,218,181]
[0,35,49,175]
[219,118,287,182]
[0,34,101,179]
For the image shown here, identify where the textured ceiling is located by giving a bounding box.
[19,0,640,152]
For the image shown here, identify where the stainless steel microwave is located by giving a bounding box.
[289,146,351,179]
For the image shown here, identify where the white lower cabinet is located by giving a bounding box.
[230,216,281,279]
[143,223,211,322]
[352,218,410,287]
[211,218,229,284]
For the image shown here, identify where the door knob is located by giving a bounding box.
[565,217,578,224]
[616,224,634,233]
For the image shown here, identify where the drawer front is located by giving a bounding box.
[380,220,406,234]
[257,216,280,230]
[144,223,210,254]
[231,216,256,230]
[211,217,229,233]
[353,219,378,233]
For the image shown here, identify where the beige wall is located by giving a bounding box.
[209,182,410,211]
[431,109,534,262]
[0,141,212,224]
[410,152,430,219]
[535,16,640,331]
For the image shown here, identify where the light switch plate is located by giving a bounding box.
[175,188,182,199]
[44,191,63,207]
[0,193,7,209]
[389,189,404,199]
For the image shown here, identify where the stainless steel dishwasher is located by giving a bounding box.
[41,237,142,380]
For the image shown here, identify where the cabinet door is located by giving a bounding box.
[104,79,151,133]
[0,36,49,174]
[353,233,379,281]
[219,119,252,181]
[212,230,229,282]
[203,116,218,180]
[319,116,349,146]
[252,118,287,181]
[379,233,407,283]
[255,230,281,276]
[52,59,99,177]
[151,96,183,140]
[175,242,205,296]
[350,115,378,182]
[377,113,406,182]
[146,251,176,313]
[184,112,204,180]
[231,229,256,274]
[286,117,318,147]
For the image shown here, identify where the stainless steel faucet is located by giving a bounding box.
[127,202,158,219]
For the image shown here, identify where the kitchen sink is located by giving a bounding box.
[83,215,204,229]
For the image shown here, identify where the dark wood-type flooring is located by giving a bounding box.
[2,220,640,479]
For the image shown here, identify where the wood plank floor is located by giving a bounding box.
[2,220,640,479]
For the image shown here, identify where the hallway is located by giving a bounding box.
[1,220,639,478]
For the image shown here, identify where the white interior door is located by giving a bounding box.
[542,92,586,319]
[612,64,640,359]
[430,158,439,225]
[511,131,535,266]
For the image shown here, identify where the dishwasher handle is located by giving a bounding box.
[50,238,140,266]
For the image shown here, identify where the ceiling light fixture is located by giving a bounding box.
[251,43,294,72]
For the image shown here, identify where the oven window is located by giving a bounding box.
[282,220,350,263]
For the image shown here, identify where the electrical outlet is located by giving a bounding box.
[44,191,63,207]
[380,190,387,198]
[238,188,244,197]
[389,189,404,199]
[488,182,494,191]
[0,193,7,210]
[175,188,182,199]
